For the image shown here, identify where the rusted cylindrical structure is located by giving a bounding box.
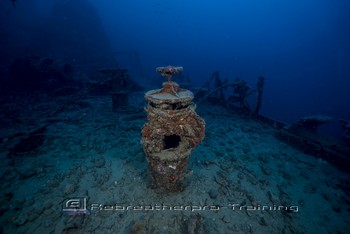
[141,66,205,192]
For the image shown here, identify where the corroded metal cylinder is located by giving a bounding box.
[141,66,205,192]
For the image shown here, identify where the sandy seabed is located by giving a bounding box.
[0,91,349,234]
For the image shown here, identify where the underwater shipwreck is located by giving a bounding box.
[1,1,350,232]
[0,58,349,233]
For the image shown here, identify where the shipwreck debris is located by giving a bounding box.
[277,115,350,171]
[141,66,205,192]
[252,76,265,116]
[99,68,130,111]
[287,115,332,133]
[8,56,75,92]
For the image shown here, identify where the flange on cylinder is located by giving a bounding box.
[141,65,205,192]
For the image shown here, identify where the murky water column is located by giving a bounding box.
[141,66,205,192]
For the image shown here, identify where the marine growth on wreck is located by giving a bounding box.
[141,66,205,192]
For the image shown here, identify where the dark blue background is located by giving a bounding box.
[1,0,350,136]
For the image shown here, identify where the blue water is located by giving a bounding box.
[2,0,349,136]
[100,0,350,136]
